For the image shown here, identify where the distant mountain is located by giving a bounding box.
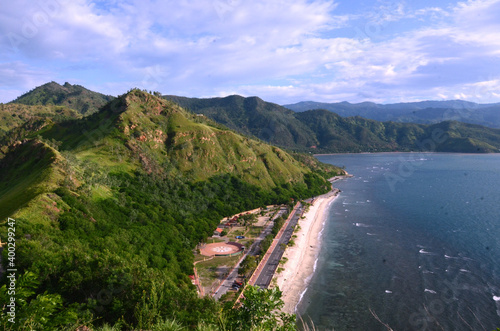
[295,109,500,153]
[284,100,500,129]
[10,81,114,115]
[166,95,500,153]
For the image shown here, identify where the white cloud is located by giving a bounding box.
[1,0,500,104]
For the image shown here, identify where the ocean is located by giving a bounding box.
[298,153,500,330]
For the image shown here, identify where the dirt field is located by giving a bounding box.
[200,242,243,257]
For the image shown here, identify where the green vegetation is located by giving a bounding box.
[0,89,337,330]
[10,81,114,116]
[164,94,318,151]
[239,255,258,277]
[295,110,500,153]
[165,95,500,153]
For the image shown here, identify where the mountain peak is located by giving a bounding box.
[10,81,114,115]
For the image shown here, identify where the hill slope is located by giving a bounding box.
[164,95,318,151]
[296,109,500,153]
[10,81,114,115]
[0,103,80,142]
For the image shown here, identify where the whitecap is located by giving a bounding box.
[493,296,500,301]
[385,290,392,294]
[366,200,371,202]
[295,288,309,312]
[419,249,432,254]
[345,209,349,212]
[312,258,319,273]
[367,233,376,236]
[424,289,437,294]
[423,270,435,274]
[354,223,370,227]
[460,269,471,273]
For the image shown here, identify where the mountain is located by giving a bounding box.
[0,89,343,329]
[284,100,500,129]
[10,81,115,115]
[295,109,500,153]
[164,95,318,151]
[163,95,500,153]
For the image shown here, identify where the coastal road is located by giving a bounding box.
[213,208,287,300]
[253,203,303,289]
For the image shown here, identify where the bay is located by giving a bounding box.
[298,153,500,330]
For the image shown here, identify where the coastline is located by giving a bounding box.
[271,187,341,314]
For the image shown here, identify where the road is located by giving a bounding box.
[253,203,303,289]
[212,208,287,300]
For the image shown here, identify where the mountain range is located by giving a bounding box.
[165,95,500,153]
[284,100,500,129]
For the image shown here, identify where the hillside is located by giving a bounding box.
[164,95,318,151]
[10,81,114,116]
[163,95,500,153]
[0,103,80,143]
[0,90,343,329]
[296,109,500,153]
[284,100,500,129]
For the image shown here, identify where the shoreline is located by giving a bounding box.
[271,188,341,314]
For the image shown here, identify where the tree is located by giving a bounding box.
[230,285,295,331]
[239,255,257,277]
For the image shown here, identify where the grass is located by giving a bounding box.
[196,255,243,291]
[246,226,263,239]
[0,141,62,221]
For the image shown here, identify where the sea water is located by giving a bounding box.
[298,153,500,330]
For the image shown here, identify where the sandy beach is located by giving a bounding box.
[272,187,341,314]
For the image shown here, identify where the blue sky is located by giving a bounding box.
[1,0,499,104]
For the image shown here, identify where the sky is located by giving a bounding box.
[1,0,500,105]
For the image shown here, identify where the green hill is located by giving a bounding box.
[164,94,318,151]
[165,95,500,153]
[295,110,500,153]
[0,89,342,329]
[10,81,114,115]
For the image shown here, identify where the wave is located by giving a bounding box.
[367,233,376,236]
[419,249,433,254]
[354,223,371,227]
[295,287,309,312]
[385,290,392,294]
[460,269,471,273]
[422,270,435,274]
[424,289,437,294]
[494,296,500,301]
[312,258,319,273]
